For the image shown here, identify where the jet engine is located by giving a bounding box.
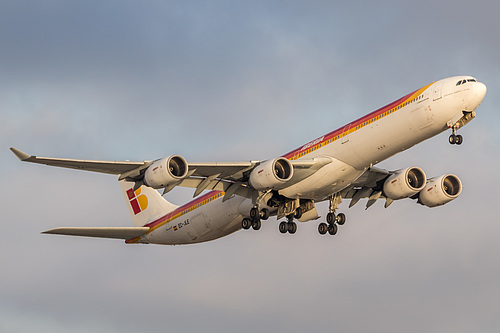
[249,157,293,191]
[383,167,426,200]
[144,155,189,188]
[418,174,462,207]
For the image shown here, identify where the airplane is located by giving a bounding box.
[10,75,486,245]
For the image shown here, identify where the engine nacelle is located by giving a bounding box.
[144,155,188,188]
[383,167,427,200]
[419,174,462,208]
[249,157,293,191]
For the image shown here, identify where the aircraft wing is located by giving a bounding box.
[10,148,256,197]
[178,158,331,197]
[10,147,152,175]
[42,227,149,239]
[340,167,394,209]
[349,166,390,188]
[11,147,407,208]
[11,148,332,199]
[10,148,258,181]
[187,162,256,180]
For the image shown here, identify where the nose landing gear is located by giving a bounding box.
[449,134,463,145]
[449,125,463,145]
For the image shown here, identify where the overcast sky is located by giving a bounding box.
[2,1,500,332]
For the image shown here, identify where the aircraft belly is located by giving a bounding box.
[278,158,363,199]
[206,196,245,232]
[147,195,245,245]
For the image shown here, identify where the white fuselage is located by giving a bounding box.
[135,76,486,245]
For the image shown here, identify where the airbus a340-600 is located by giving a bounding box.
[11,76,486,245]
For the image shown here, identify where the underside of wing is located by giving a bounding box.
[341,166,430,209]
[348,166,391,188]
[11,147,338,200]
[341,167,392,209]
[177,158,334,198]
[188,161,257,180]
[42,227,149,239]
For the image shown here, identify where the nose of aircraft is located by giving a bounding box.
[473,81,487,106]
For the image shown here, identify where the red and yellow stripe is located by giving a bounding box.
[283,82,434,160]
[126,190,224,243]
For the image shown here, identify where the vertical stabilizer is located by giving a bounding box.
[119,180,178,227]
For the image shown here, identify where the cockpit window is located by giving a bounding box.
[457,78,477,86]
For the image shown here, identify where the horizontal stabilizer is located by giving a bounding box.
[42,227,149,239]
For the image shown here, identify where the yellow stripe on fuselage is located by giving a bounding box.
[285,82,434,161]
[126,191,225,244]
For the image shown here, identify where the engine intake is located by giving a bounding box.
[249,157,293,191]
[144,155,188,188]
[419,174,462,207]
[383,167,426,200]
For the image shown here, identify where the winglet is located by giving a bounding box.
[10,147,32,161]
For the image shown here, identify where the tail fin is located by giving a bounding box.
[119,180,178,227]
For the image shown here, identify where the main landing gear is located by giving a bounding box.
[318,194,346,236]
[241,207,270,231]
[241,196,348,237]
[279,212,299,234]
[318,212,346,236]
[449,125,463,145]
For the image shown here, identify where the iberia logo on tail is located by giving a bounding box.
[127,187,148,215]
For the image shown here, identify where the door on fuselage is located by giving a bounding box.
[433,81,444,101]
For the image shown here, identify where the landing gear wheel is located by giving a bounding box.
[294,207,303,219]
[252,219,261,230]
[455,134,463,145]
[318,223,328,235]
[449,134,456,145]
[288,221,297,234]
[328,223,338,235]
[279,221,288,234]
[326,212,336,224]
[250,207,259,220]
[242,218,252,230]
[336,213,346,225]
[260,208,270,220]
